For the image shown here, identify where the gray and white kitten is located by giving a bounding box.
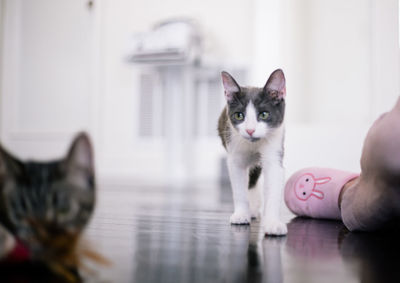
[218,69,287,235]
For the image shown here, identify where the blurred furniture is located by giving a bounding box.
[126,19,244,183]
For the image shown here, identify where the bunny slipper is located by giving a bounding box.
[284,168,359,220]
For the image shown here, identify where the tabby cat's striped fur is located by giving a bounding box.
[0,133,96,281]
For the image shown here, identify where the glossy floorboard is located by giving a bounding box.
[81,183,400,283]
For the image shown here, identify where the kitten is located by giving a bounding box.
[218,69,287,235]
[0,132,96,280]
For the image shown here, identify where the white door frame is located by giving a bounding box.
[0,0,103,159]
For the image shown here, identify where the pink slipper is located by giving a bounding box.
[284,168,359,220]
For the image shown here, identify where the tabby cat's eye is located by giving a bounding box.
[259,111,269,120]
[233,112,244,121]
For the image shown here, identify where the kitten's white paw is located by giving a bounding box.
[230,210,251,225]
[263,219,287,236]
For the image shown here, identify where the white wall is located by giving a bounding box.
[0,0,3,137]
[0,0,97,161]
[305,0,372,124]
[370,0,400,117]
[0,0,399,184]
[254,0,382,125]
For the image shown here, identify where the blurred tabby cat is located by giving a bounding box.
[0,133,97,281]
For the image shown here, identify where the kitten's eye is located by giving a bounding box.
[259,111,269,120]
[233,112,244,121]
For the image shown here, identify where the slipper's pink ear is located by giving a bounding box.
[221,71,240,102]
[314,177,331,185]
[264,69,286,100]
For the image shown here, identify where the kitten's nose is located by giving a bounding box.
[246,129,255,136]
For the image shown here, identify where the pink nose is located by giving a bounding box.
[246,129,255,136]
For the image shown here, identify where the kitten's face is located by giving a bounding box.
[0,133,95,245]
[221,70,286,141]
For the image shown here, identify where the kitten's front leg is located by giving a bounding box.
[227,157,251,224]
[262,158,287,236]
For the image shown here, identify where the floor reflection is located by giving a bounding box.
[286,217,400,283]
[130,206,288,283]
[132,207,250,283]
[83,185,400,283]
[341,225,400,283]
[286,217,346,260]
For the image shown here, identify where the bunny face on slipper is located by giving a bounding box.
[294,173,331,201]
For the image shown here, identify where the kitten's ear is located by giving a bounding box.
[221,71,240,102]
[65,132,95,189]
[264,69,286,100]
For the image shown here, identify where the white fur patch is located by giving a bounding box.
[260,125,287,235]
[227,155,251,224]
[237,102,269,140]
[249,175,264,219]
[226,120,287,235]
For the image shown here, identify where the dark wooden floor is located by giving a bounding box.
[81,182,400,283]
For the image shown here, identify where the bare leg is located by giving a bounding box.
[338,177,358,209]
[340,98,400,231]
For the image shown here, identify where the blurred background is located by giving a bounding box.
[0,0,399,186]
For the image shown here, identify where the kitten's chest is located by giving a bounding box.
[226,123,284,166]
[227,133,263,163]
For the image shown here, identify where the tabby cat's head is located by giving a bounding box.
[0,133,95,251]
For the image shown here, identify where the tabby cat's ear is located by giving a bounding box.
[221,71,240,102]
[0,145,23,178]
[65,132,94,188]
[0,146,6,178]
[264,69,286,100]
